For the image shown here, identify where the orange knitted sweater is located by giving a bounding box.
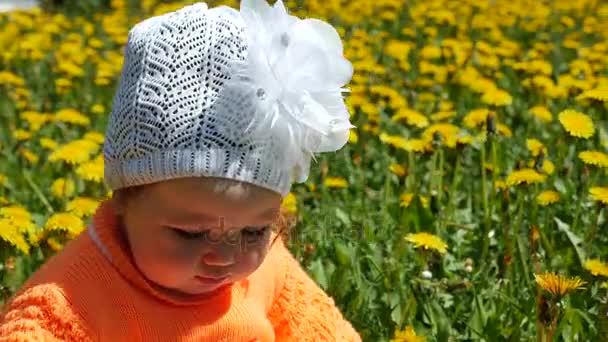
[0,200,361,341]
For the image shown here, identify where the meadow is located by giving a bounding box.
[1,0,608,341]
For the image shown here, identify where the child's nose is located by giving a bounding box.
[201,248,236,267]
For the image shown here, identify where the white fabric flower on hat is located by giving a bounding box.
[228,0,354,183]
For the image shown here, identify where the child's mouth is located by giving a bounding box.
[195,275,231,285]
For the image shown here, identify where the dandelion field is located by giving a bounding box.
[1,0,608,341]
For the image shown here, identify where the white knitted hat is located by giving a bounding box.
[103,0,354,197]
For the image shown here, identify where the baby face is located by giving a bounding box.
[114,177,282,297]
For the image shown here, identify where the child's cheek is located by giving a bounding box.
[239,246,268,273]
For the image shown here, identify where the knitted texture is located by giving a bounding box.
[104,3,290,196]
[268,245,361,341]
[103,1,353,197]
[0,200,361,341]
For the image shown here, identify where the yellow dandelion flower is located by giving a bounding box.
[324,177,348,189]
[495,180,507,190]
[0,206,32,221]
[579,151,608,168]
[420,45,442,59]
[402,139,432,153]
[0,174,6,187]
[584,259,608,277]
[50,178,76,199]
[400,193,429,208]
[54,108,91,126]
[49,139,99,165]
[484,163,499,173]
[76,154,104,183]
[39,137,58,150]
[13,129,32,141]
[430,111,456,121]
[390,164,407,177]
[456,135,473,146]
[19,148,39,164]
[590,187,608,205]
[526,139,547,157]
[348,130,358,144]
[417,92,436,103]
[537,190,560,206]
[481,88,512,106]
[542,159,555,175]
[440,100,454,111]
[422,124,460,148]
[281,192,297,214]
[558,110,595,138]
[529,106,552,122]
[91,103,106,115]
[20,111,51,131]
[46,236,64,252]
[55,78,72,91]
[534,272,586,297]
[392,108,429,128]
[380,133,409,150]
[65,197,100,218]
[83,131,105,145]
[0,218,30,255]
[497,123,512,137]
[577,88,608,102]
[463,109,490,129]
[390,325,426,342]
[506,168,547,187]
[405,232,448,254]
[45,212,85,237]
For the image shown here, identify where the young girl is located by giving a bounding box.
[0,0,360,341]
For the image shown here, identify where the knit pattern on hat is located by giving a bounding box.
[103,3,293,196]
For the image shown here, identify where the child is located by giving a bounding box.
[0,0,360,341]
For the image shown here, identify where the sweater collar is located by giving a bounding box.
[88,199,243,307]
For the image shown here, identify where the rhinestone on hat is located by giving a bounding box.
[256,88,266,99]
[280,32,289,47]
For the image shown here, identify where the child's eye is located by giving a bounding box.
[242,225,270,242]
[168,227,208,240]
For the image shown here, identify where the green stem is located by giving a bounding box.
[447,154,462,219]
[585,205,603,255]
[22,170,54,214]
[481,142,490,260]
[573,168,599,233]
[429,149,438,196]
[407,151,416,192]
[515,188,532,290]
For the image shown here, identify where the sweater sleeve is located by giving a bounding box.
[267,242,361,342]
[0,284,93,342]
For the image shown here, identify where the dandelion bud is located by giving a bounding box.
[432,131,443,147]
[534,150,545,172]
[430,190,440,214]
[486,112,497,135]
[464,258,474,273]
[529,225,540,242]
[421,270,433,279]
[581,165,590,181]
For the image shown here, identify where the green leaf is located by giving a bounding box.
[308,259,328,290]
[335,207,351,226]
[334,241,352,266]
[554,217,586,267]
